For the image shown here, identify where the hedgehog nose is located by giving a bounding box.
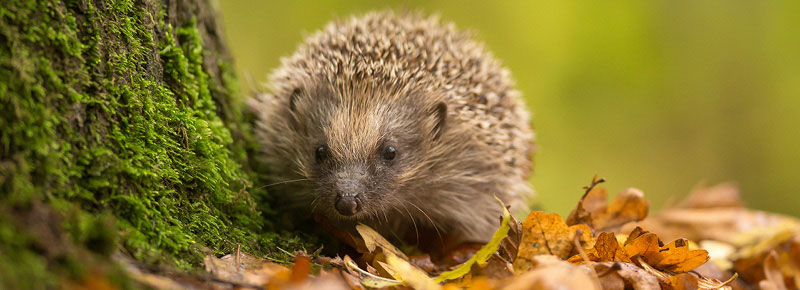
[335,194,361,216]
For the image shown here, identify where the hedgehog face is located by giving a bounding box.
[288,84,447,220]
[310,139,404,218]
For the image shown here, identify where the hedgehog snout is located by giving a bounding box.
[333,167,367,216]
[334,193,361,216]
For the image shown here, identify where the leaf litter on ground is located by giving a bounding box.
[121,177,800,289]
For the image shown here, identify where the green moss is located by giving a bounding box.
[0,0,313,286]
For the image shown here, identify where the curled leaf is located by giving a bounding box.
[386,253,442,290]
[435,196,512,282]
[343,255,403,288]
[357,223,408,260]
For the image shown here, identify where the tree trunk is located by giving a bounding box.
[0,0,277,287]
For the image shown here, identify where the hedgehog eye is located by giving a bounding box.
[315,145,329,162]
[382,145,397,161]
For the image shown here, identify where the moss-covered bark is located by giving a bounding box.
[0,0,297,287]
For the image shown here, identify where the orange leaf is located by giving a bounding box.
[664,273,700,290]
[594,188,649,231]
[623,233,661,262]
[514,212,574,272]
[652,238,709,273]
[567,186,608,226]
[594,232,632,263]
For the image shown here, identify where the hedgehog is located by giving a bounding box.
[249,11,535,250]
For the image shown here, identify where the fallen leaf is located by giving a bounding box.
[566,177,649,232]
[593,263,626,290]
[289,254,311,283]
[436,196,511,282]
[595,232,632,263]
[586,262,661,290]
[203,252,289,287]
[566,177,609,227]
[664,273,699,290]
[759,251,788,290]
[357,223,408,260]
[500,210,523,261]
[504,256,600,290]
[682,183,743,208]
[570,228,710,275]
[623,233,661,262]
[594,188,649,232]
[343,255,403,288]
[650,238,709,273]
[514,212,573,271]
[637,256,736,290]
[386,252,442,290]
[569,232,632,264]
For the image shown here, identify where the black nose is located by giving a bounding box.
[335,194,361,216]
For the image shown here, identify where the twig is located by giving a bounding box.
[573,229,591,264]
[236,244,241,271]
[573,229,603,290]
[581,175,606,198]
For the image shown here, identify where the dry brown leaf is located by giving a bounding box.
[650,238,709,273]
[203,252,290,287]
[567,179,650,233]
[357,223,409,260]
[623,232,661,262]
[586,262,661,290]
[568,232,632,264]
[573,223,597,250]
[637,256,736,290]
[664,273,700,290]
[591,263,627,290]
[759,251,789,290]
[515,212,589,271]
[595,232,632,263]
[504,256,601,290]
[500,212,523,261]
[621,183,798,244]
[682,183,743,208]
[570,228,710,275]
[289,254,311,283]
[595,188,650,232]
[472,255,515,280]
[624,226,651,246]
[567,185,609,227]
[623,230,709,274]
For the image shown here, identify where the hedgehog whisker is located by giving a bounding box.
[379,202,390,225]
[310,196,320,215]
[255,178,311,190]
[395,198,420,245]
[385,203,403,242]
[407,199,443,247]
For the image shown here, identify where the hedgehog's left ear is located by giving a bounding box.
[431,102,447,140]
[287,88,303,130]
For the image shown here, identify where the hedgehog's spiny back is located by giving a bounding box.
[267,11,534,179]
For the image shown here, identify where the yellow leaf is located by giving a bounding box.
[434,196,511,282]
[386,253,441,290]
[356,223,409,260]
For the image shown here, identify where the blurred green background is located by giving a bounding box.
[218,1,800,217]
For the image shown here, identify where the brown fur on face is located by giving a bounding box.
[250,11,535,244]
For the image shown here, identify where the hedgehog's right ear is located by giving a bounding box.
[288,88,301,112]
[431,102,447,140]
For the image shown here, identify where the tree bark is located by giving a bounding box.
[0,0,273,286]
